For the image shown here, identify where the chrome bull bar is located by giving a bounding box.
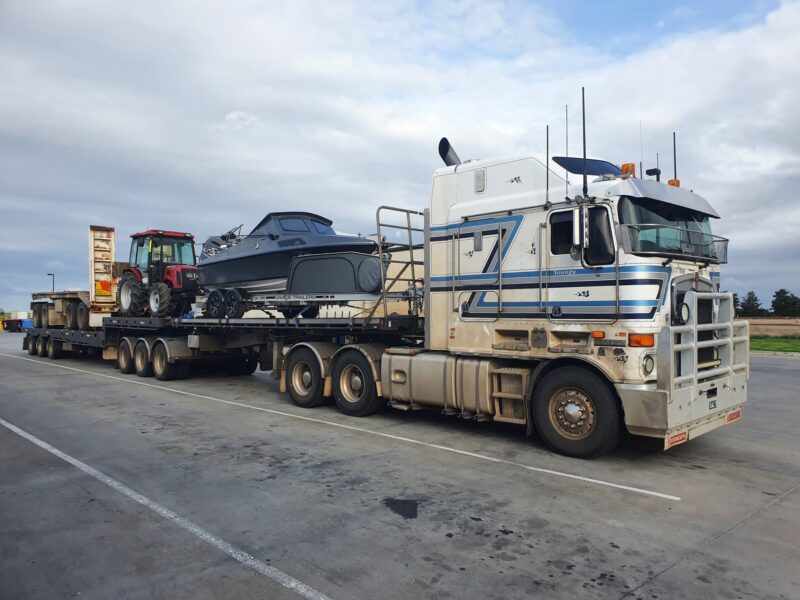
[658,291,749,394]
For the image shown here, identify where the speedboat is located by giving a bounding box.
[198,212,377,295]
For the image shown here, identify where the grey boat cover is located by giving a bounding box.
[287,252,385,294]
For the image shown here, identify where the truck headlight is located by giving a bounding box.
[643,354,655,376]
[677,302,691,325]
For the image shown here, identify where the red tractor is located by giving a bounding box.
[116,230,199,317]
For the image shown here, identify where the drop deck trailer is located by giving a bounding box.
[22,147,750,458]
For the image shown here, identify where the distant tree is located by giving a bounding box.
[771,289,800,317]
[738,291,768,317]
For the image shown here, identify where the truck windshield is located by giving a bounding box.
[618,196,728,263]
[152,238,196,266]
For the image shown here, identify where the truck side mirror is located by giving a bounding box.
[582,206,590,249]
[572,208,581,246]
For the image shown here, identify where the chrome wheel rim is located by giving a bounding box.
[339,364,365,404]
[548,387,596,440]
[291,361,313,397]
[149,289,161,314]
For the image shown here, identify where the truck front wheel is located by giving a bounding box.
[285,348,325,408]
[532,366,620,458]
[332,350,383,417]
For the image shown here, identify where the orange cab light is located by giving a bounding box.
[621,163,636,177]
[667,178,680,187]
[591,330,605,339]
[629,333,655,348]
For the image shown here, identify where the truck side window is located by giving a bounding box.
[584,207,615,265]
[549,211,573,255]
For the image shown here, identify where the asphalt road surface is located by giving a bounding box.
[0,332,797,599]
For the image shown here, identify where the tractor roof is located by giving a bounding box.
[131,230,194,239]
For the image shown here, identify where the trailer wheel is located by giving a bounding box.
[63,302,76,330]
[532,366,620,458]
[332,350,383,417]
[133,342,153,377]
[152,343,179,381]
[148,283,172,317]
[206,289,226,319]
[224,289,246,319]
[36,336,48,357]
[117,341,135,374]
[46,337,63,360]
[285,348,325,408]
[27,336,38,355]
[118,272,147,317]
[76,303,90,330]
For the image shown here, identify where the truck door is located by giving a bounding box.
[545,208,583,319]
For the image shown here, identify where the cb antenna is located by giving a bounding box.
[581,87,588,199]
[672,131,677,181]
[639,120,644,179]
[565,104,569,195]
[546,124,550,205]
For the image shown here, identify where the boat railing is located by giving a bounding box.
[372,206,426,319]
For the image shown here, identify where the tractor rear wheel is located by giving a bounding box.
[117,272,147,317]
[148,282,171,317]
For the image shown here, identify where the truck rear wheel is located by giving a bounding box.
[65,302,79,330]
[36,336,48,357]
[46,337,63,359]
[285,348,325,408]
[117,341,135,374]
[332,350,383,417]
[152,343,179,381]
[532,366,620,458]
[148,283,172,317]
[77,303,90,330]
[134,342,153,377]
[118,272,147,317]
[27,336,38,355]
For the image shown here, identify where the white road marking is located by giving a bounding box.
[0,415,332,600]
[0,353,682,501]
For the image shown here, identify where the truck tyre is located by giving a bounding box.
[148,283,172,317]
[77,302,90,330]
[36,336,48,357]
[118,272,147,317]
[152,343,178,381]
[224,288,246,319]
[27,336,38,355]
[65,302,79,330]
[285,348,325,408]
[532,366,621,458]
[332,350,383,417]
[133,342,153,377]
[46,337,63,359]
[205,289,226,319]
[117,341,135,374]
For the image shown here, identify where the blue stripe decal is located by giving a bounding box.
[475,294,658,308]
[431,265,671,283]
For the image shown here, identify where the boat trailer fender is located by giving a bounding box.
[331,343,386,399]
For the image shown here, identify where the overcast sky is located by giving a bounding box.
[1,0,799,311]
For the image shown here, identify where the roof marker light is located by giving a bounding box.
[621,163,636,178]
[668,179,680,187]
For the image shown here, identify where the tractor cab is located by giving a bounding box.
[118,230,199,317]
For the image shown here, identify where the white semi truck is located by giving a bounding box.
[24,140,748,458]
